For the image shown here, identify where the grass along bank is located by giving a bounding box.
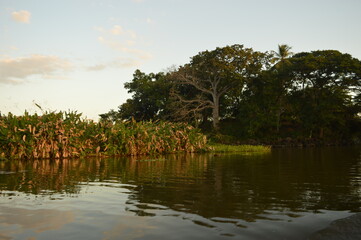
[209,144,271,153]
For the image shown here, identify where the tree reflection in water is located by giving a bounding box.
[1,147,360,224]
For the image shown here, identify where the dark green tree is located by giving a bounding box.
[288,50,361,139]
[100,70,172,121]
[99,109,120,122]
[235,71,281,139]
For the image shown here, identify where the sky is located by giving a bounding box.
[1,0,361,120]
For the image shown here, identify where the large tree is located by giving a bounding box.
[171,44,270,130]
[288,50,361,138]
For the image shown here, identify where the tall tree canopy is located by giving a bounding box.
[171,44,270,130]
[288,50,361,138]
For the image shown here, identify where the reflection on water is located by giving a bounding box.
[0,147,360,239]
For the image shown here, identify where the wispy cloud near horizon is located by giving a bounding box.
[11,10,31,24]
[0,55,73,84]
[97,36,152,60]
[86,58,143,71]
[94,25,137,39]
[93,24,152,71]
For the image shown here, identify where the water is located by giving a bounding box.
[0,147,360,239]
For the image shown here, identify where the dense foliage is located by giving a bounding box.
[102,44,361,144]
[0,111,209,160]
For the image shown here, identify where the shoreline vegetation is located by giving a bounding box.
[1,45,360,160]
[0,111,270,161]
[0,111,208,160]
[100,45,361,146]
[210,144,271,153]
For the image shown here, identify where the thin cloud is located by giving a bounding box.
[0,55,72,84]
[98,36,152,60]
[146,18,155,24]
[116,59,142,68]
[96,25,152,60]
[126,40,136,46]
[0,46,19,54]
[95,25,137,39]
[11,10,31,24]
[110,25,124,35]
[127,30,137,39]
[87,64,107,71]
[94,24,152,69]
[86,58,142,71]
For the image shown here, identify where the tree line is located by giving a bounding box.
[100,44,361,145]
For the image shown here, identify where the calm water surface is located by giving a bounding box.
[0,147,360,239]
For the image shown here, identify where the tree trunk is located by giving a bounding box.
[319,128,324,138]
[276,106,283,134]
[212,94,220,130]
[276,109,281,134]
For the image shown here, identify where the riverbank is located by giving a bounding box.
[0,111,273,160]
[209,133,358,148]
[209,144,271,153]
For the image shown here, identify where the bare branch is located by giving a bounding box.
[219,85,232,96]
[172,71,213,95]
[169,89,213,122]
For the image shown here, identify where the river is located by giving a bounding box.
[0,147,360,239]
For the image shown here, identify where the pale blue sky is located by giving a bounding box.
[1,0,361,120]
